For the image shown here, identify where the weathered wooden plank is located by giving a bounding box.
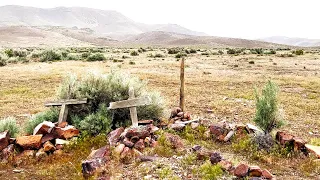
[44,98,87,106]
[129,87,138,127]
[180,57,185,112]
[58,104,69,123]
[108,96,151,110]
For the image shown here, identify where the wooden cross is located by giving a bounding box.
[108,87,151,127]
[45,98,87,123]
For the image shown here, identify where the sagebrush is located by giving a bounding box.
[0,117,20,137]
[24,108,59,134]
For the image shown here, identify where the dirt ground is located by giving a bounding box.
[0,49,319,179]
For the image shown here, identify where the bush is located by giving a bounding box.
[81,52,91,59]
[293,49,304,55]
[254,80,283,134]
[40,50,62,62]
[57,72,164,128]
[4,49,14,58]
[78,104,112,136]
[31,53,40,58]
[175,53,187,58]
[66,54,79,60]
[0,117,19,137]
[13,50,27,57]
[24,108,59,135]
[130,51,139,56]
[87,53,106,61]
[189,49,197,53]
[0,56,6,67]
[167,48,180,54]
[218,50,224,55]
[227,49,236,54]
[198,161,223,180]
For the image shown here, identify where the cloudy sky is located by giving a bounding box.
[0,0,319,39]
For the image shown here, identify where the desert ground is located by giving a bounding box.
[0,47,319,179]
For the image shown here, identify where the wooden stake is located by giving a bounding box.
[180,57,185,112]
[129,87,139,127]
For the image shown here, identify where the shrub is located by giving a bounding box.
[0,117,19,137]
[31,53,40,58]
[227,48,236,54]
[175,53,187,58]
[61,51,68,58]
[4,49,14,58]
[167,48,180,54]
[13,50,27,57]
[130,51,139,56]
[24,108,59,134]
[189,49,197,53]
[78,104,112,136]
[218,50,224,55]
[81,52,91,59]
[154,53,164,58]
[198,161,223,180]
[57,72,164,128]
[40,50,62,62]
[66,54,79,60]
[254,80,283,134]
[293,49,304,55]
[87,53,106,61]
[0,56,6,67]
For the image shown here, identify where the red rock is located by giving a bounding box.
[147,124,159,133]
[57,122,68,128]
[305,144,320,158]
[293,137,306,151]
[56,144,63,150]
[134,139,145,151]
[35,148,47,159]
[218,160,233,171]
[1,144,15,161]
[114,144,125,155]
[177,111,184,118]
[124,126,151,139]
[43,141,55,152]
[16,135,43,150]
[197,151,209,160]
[130,136,140,143]
[168,123,185,131]
[150,140,158,148]
[120,147,133,159]
[170,107,182,118]
[183,112,191,120]
[53,125,79,139]
[0,131,10,151]
[122,138,134,148]
[89,146,110,159]
[41,133,56,144]
[33,121,55,135]
[210,152,222,164]
[249,166,262,177]
[236,125,249,138]
[82,146,111,177]
[276,131,294,146]
[132,148,143,157]
[9,138,16,144]
[192,145,202,151]
[209,124,226,138]
[107,127,125,146]
[262,169,274,179]
[138,120,153,125]
[234,163,249,177]
[164,133,184,149]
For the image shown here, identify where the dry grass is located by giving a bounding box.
[0,48,319,179]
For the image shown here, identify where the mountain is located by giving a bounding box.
[0,5,206,37]
[259,36,320,47]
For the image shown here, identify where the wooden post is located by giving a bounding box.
[180,57,185,112]
[58,104,69,124]
[129,87,139,127]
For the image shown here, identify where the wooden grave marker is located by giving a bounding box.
[108,87,151,127]
[45,98,87,123]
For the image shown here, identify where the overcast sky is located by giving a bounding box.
[0,0,319,39]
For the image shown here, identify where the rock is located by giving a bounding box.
[261,169,274,179]
[191,122,199,129]
[35,148,47,159]
[13,169,24,173]
[276,131,294,146]
[209,124,226,138]
[249,166,262,177]
[41,133,56,144]
[164,133,184,149]
[55,139,69,145]
[82,146,111,177]
[199,119,212,127]
[218,160,233,171]
[1,144,15,162]
[192,145,202,151]
[0,131,10,151]
[147,124,159,134]
[108,127,125,146]
[305,144,320,158]
[53,125,79,139]
[33,121,55,135]
[246,123,263,134]
[138,120,153,125]
[56,144,63,150]
[130,136,140,144]
[197,151,209,160]
[16,135,42,150]
[177,112,184,118]
[89,146,110,159]
[236,125,249,138]
[132,148,143,157]
[183,112,191,120]
[134,139,145,152]
[114,144,125,155]
[124,126,151,139]
[9,138,16,144]
[210,152,222,164]
[170,107,182,118]
[15,150,35,164]
[234,163,249,177]
[122,138,134,148]
[139,155,158,162]
[150,140,158,148]
[120,147,134,162]
[293,137,306,151]
[57,121,68,128]
[224,130,235,142]
[43,141,55,152]
[168,123,185,131]
[53,149,63,155]
[144,137,151,147]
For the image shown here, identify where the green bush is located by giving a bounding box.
[0,117,19,137]
[57,71,164,128]
[24,108,59,135]
[198,161,223,180]
[4,49,14,58]
[167,48,180,54]
[66,54,79,60]
[78,104,112,136]
[31,53,40,58]
[189,49,197,53]
[227,48,236,54]
[81,52,91,59]
[293,49,304,55]
[87,53,106,61]
[175,53,187,58]
[218,50,224,55]
[13,50,27,57]
[40,50,62,62]
[130,51,139,56]
[0,56,6,67]
[254,80,283,134]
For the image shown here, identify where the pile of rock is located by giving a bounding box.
[168,107,199,131]
[192,146,274,179]
[0,121,79,163]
